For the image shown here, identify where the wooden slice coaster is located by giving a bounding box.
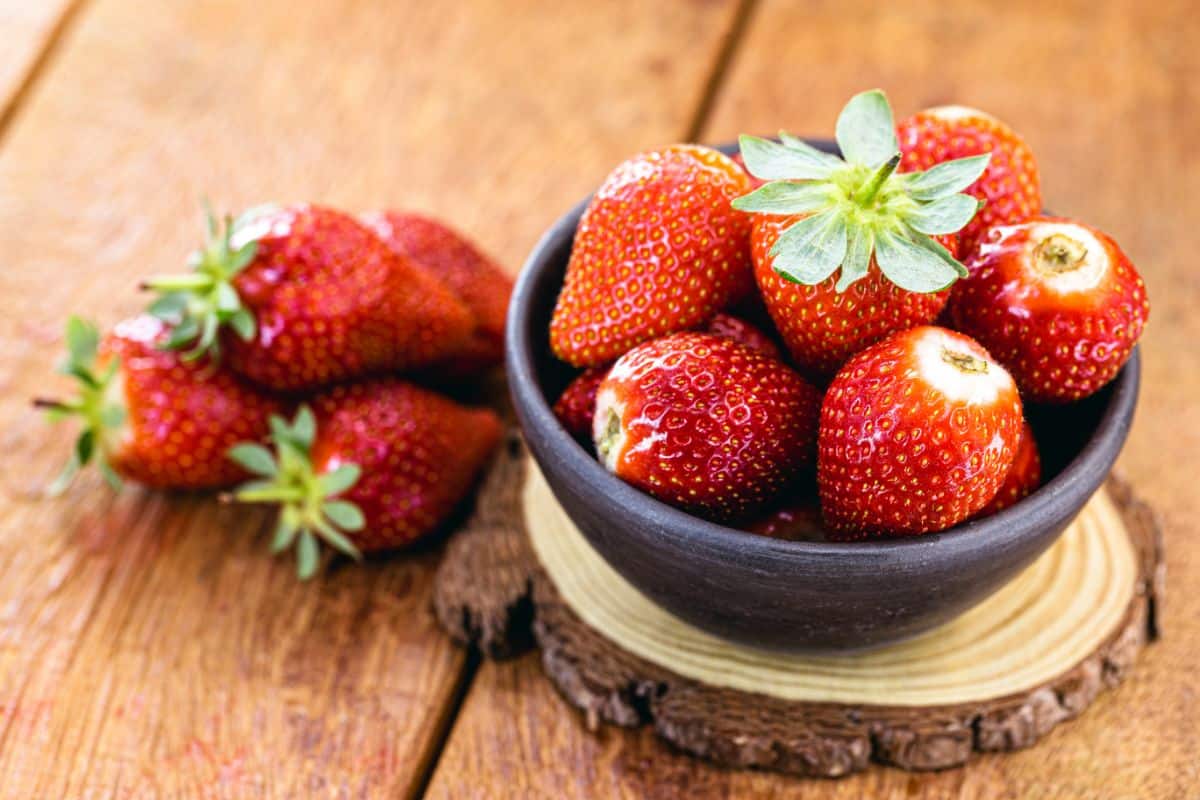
[434,441,1163,777]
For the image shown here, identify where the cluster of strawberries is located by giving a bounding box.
[550,90,1149,540]
[40,206,511,577]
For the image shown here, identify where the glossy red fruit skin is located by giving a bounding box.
[752,214,955,378]
[226,205,474,391]
[362,211,512,378]
[553,366,608,440]
[897,107,1041,249]
[551,314,779,440]
[549,145,754,367]
[705,312,782,361]
[309,380,501,552]
[100,316,283,489]
[976,420,1041,517]
[818,326,1023,538]
[948,217,1149,403]
[594,332,821,521]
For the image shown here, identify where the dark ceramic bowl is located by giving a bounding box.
[506,140,1141,652]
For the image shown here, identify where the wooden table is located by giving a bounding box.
[1,1,1195,797]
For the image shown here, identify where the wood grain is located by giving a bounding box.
[431,0,1200,796]
[0,1,78,127]
[0,0,742,796]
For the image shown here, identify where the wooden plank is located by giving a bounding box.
[0,0,742,796]
[429,0,1200,796]
[0,1,78,126]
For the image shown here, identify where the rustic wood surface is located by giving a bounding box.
[0,0,1195,797]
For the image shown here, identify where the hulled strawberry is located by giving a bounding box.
[976,420,1041,517]
[551,313,780,440]
[36,316,282,491]
[362,211,512,378]
[818,326,1022,538]
[228,380,501,578]
[734,91,991,377]
[593,332,820,521]
[947,217,1149,403]
[898,106,1041,248]
[144,204,474,391]
[549,145,754,367]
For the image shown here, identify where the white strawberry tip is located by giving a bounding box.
[925,105,995,123]
[1025,221,1108,294]
[592,386,626,472]
[915,328,1015,406]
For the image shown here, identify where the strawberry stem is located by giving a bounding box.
[854,153,901,205]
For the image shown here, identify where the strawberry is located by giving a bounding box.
[551,313,780,440]
[898,105,1041,249]
[743,496,827,542]
[734,91,991,377]
[818,326,1023,538]
[36,316,282,491]
[593,332,820,521]
[362,211,512,378]
[947,217,1149,403]
[549,145,754,367]
[229,380,501,578]
[553,367,607,441]
[976,420,1041,517]
[143,204,474,392]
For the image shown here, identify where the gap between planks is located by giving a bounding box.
[0,0,91,144]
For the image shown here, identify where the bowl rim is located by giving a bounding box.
[506,139,1141,561]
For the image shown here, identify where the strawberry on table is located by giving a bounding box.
[947,217,1149,403]
[143,204,474,392]
[36,316,282,491]
[976,420,1041,517]
[818,326,1023,538]
[898,105,1041,249]
[549,145,754,367]
[362,211,512,378]
[551,313,780,440]
[228,380,501,579]
[734,90,989,377]
[593,332,821,522]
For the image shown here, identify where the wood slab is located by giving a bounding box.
[0,1,78,128]
[434,443,1161,777]
[0,0,742,795]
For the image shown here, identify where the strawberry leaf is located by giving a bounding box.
[292,406,316,448]
[731,181,833,215]
[227,443,279,476]
[907,194,982,236]
[836,226,875,292]
[65,317,99,367]
[228,308,256,341]
[296,530,320,579]
[319,463,361,496]
[904,154,991,201]
[738,135,840,181]
[834,89,898,168]
[271,513,299,553]
[875,230,962,293]
[767,209,848,285]
[312,518,363,560]
[322,500,365,531]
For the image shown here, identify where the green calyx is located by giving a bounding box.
[34,317,126,494]
[227,406,365,580]
[732,89,991,293]
[141,202,267,361]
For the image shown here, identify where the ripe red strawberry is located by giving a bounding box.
[735,91,991,378]
[743,497,827,542]
[549,145,754,367]
[818,326,1023,538]
[229,380,501,578]
[976,420,1041,517]
[36,316,282,491]
[752,217,956,376]
[552,313,780,439]
[362,211,512,378]
[593,332,820,521]
[144,204,474,392]
[554,366,608,441]
[897,106,1041,248]
[947,217,1149,403]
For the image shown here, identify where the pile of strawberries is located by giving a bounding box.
[39,206,511,577]
[550,90,1149,541]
